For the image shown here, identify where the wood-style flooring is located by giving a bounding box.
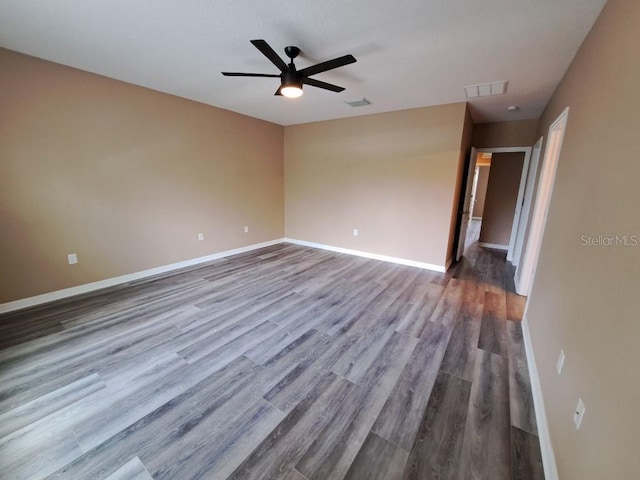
[0,220,544,479]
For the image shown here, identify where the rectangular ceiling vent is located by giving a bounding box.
[345,98,371,107]
[464,81,508,98]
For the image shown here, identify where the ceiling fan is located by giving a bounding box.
[222,39,357,98]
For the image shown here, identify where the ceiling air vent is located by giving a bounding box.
[345,98,371,107]
[464,81,508,98]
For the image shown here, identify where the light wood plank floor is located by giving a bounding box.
[0,222,544,479]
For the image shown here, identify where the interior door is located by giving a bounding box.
[506,149,532,261]
[455,147,477,261]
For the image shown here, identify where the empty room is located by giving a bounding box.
[1,1,638,479]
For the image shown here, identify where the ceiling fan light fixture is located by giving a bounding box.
[281,71,303,98]
[281,85,303,98]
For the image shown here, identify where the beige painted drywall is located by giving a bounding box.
[0,49,284,304]
[284,103,469,268]
[473,119,538,148]
[479,152,524,246]
[472,165,490,218]
[446,105,474,265]
[525,0,640,478]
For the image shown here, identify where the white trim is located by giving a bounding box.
[477,242,508,251]
[471,216,483,220]
[512,137,543,268]
[284,238,447,273]
[506,147,532,261]
[522,315,559,480]
[456,147,478,262]
[0,239,285,314]
[514,271,522,295]
[516,107,569,296]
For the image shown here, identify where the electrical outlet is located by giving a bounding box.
[67,253,78,265]
[198,233,204,241]
[244,226,249,233]
[574,398,586,429]
[557,349,565,375]
[353,228,359,237]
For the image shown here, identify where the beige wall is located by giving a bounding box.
[284,103,468,268]
[479,152,524,246]
[446,105,474,264]
[473,119,538,148]
[472,165,490,218]
[525,0,640,478]
[0,49,284,304]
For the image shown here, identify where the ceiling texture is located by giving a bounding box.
[0,0,607,126]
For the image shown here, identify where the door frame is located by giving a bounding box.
[465,147,532,260]
[516,108,569,296]
[512,136,543,267]
[455,147,478,261]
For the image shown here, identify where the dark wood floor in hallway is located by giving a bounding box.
[0,224,544,479]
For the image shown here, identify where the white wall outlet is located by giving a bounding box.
[67,253,78,265]
[353,228,359,237]
[556,349,566,375]
[198,233,204,241]
[574,398,586,429]
[244,226,249,233]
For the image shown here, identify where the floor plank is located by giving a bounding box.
[226,372,356,480]
[401,372,472,480]
[511,426,545,480]
[104,457,153,480]
[294,331,417,480]
[343,432,409,480]
[371,321,452,450]
[477,291,508,357]
[507,320,538,435]
[455,349,511,480]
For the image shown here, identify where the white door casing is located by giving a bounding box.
[456,147,478,261]
[516,108,569,296]
[512,137,543,267]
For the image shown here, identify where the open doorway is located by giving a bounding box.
[456,147,532,261]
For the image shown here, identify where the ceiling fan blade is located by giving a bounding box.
[221,72,280,77]
[274,86,283,96]
[298,54,357,77]
[250,39,289,73]
[302,77,345,92]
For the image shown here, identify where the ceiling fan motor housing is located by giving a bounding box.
[282,70,301,86]
[284,46,300,60]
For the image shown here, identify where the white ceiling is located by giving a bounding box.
[0,0,607,126]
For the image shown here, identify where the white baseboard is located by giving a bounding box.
[284,238,447,273]
[521,315,559,480]
[0,239,285,314]
[477,242,509,251]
